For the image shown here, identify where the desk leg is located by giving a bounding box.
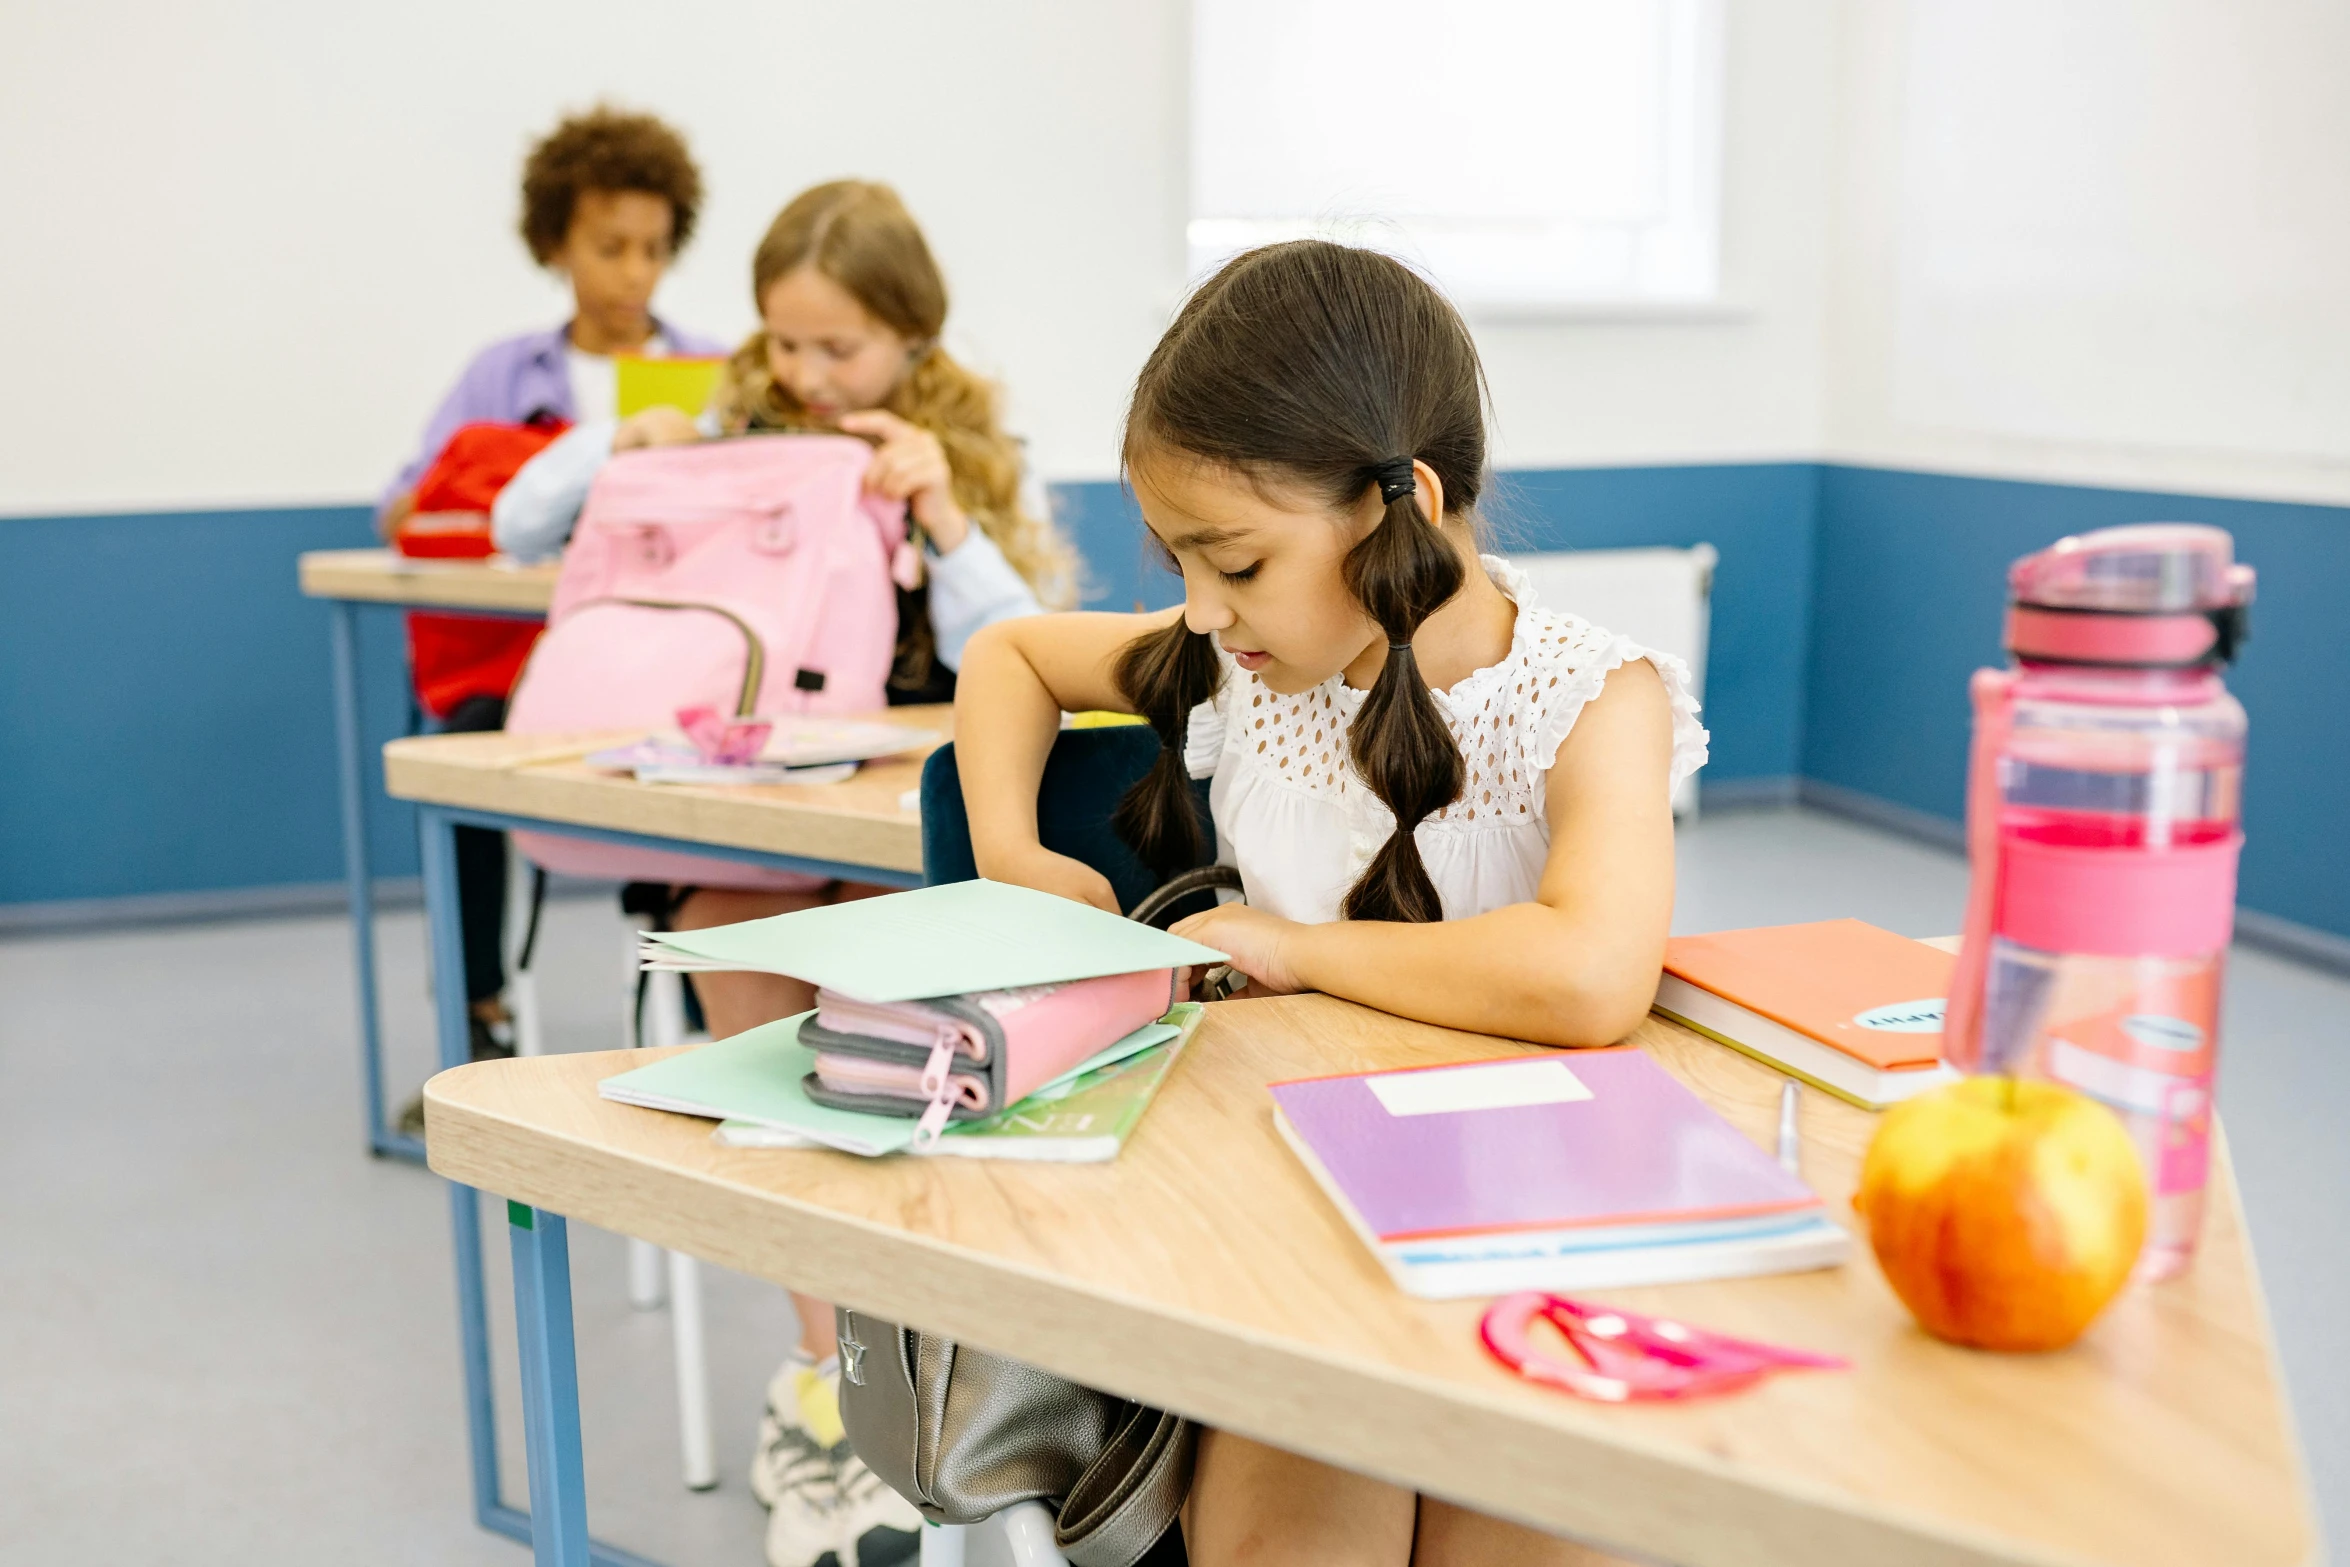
[510,1203,591,1567]
[429,804,508,1533]
[330,600,418,1163]
[435,808,672,1567]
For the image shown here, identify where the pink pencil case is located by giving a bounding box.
[801,968,1179,1142]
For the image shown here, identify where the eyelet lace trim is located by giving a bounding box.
[1183,554,1708,816]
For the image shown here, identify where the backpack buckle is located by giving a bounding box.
[750,508,799,556]
[629,525,673,570]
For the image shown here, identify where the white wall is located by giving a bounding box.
[1823,0,2350,507]
[25,1,2339,517]
[0,0,1191,515]
[0,0,1844,516]
[1477,0,1840,472]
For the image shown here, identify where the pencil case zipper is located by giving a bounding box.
[811,1044,986,1143]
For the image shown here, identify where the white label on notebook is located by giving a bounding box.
[1367,1059,1593,1117]
[1854,999,1945,1033]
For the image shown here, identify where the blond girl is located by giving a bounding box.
[494,179,1073,1567]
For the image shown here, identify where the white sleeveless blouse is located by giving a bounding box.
[1182,557,1708,925]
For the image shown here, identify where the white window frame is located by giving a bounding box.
[1187,0,1727,317]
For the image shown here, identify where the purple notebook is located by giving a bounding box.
[1268,1049,1820,1241]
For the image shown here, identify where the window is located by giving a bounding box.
[1189,0,1725,312]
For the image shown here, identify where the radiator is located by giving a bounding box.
[1500,544,1716,817]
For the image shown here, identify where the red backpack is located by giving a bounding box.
[395,421,568,718]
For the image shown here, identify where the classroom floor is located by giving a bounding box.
[0,804,2340,1566]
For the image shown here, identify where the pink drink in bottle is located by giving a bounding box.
[1944,525,2254,1280]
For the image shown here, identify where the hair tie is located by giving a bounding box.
[1388,642,1414,653]
[1369,456,1417,504]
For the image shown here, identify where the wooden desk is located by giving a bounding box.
[298,547,559,614]
[382,710,945,881]
[297,547,560,1162]
[386,710,949,1559]
[428,995,2313,1567]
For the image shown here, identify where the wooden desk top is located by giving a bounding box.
[298,548,558,613]
[425,995,2311,1567]
[382,708,948,876]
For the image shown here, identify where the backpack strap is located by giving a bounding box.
[1053,1404,1197,1567]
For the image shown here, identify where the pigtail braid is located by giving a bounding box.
[1110,618,1222,877]
[1121,239,1493,917]
[1340,484,1467,923]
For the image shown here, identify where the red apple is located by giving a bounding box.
[1855,1077,2147,1352]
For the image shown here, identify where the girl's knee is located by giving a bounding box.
[1184,1429,1414,1567]
[1410,1497,1637,1567]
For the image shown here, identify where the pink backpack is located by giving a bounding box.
[505,434,915,889]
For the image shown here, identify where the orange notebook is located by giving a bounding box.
[1653,920,1959,1109]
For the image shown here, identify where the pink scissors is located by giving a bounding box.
[1479,1292,1847,1403]
[676,704,774,767]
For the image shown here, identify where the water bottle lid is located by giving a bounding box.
[2006,524,2255,669]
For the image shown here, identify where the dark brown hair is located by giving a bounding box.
[519,107,704,265]
[1114,242,1487,920]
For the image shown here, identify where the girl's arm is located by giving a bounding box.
[491,421,617,562]
[954,609,1182,910]
[927,530,1042,671]
[490,409,700,561]
[1176,659,1679,1048]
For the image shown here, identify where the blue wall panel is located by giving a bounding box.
[5,464,2342,942]
[1055,480,1179,613]
[0,506,421,904]
[1806,465,2350,938]
[1488,464,1817,783]
[1056,462,1819,782]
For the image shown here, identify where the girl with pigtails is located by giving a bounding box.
[954,240,1707,1565]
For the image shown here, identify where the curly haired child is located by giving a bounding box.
[379,107,724,1131]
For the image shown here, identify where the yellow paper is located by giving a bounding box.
[616,355,726,418]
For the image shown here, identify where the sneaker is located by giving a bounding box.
[390,1014,515,1142]
[469,1012,515,1063]
[752,1357,845,1507]
[753,1357,921,1567]
[760,1436,845,1567]
[832,1449,922,1567]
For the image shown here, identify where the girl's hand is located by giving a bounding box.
[614,405,700,451]
[378,490,415,541]
[980,842,1122,914]
[1169,903,1309,997]
[838,409,970,552]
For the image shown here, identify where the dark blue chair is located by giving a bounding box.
[920,725,1220,916]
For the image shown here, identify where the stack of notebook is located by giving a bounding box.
[1270,1051,1851,1299]
[605,880,1225,1160]
[1652,919,1959,1109]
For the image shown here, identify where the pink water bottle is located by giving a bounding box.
[1944,524,2254,1280]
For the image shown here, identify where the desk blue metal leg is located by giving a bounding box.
[425,804,507,1526]
[427,806,670,1567]
[330,600,422,1162]
[510,1203,591,1567]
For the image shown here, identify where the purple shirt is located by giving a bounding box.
[380,317,731,514]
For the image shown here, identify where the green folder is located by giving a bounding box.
[599,1007,1192,1159]
[637,879,1227,1001]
